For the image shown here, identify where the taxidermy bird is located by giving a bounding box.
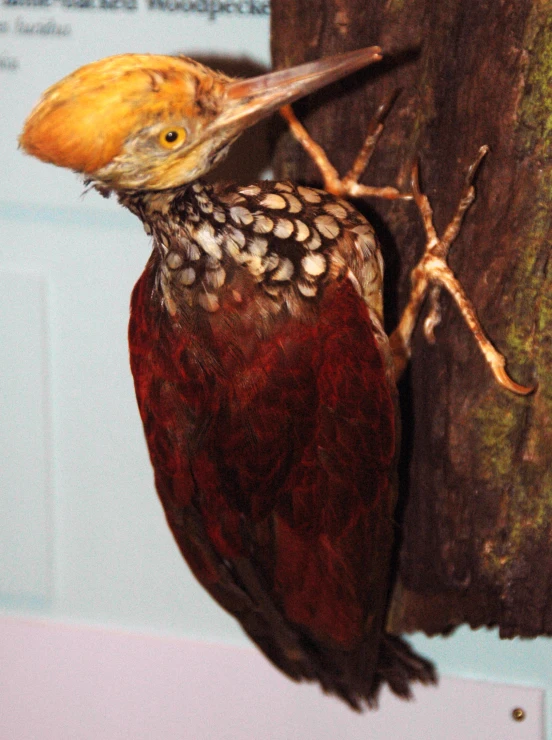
[20,47,531,709]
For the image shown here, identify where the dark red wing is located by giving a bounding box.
[129,254,399,703]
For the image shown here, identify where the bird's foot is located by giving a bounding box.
[280,93,411,201]
[390,146,533,395]
[282,101,532,395]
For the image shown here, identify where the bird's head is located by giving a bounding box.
[20,47,382,191]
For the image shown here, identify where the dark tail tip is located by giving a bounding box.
[373,634,437,701]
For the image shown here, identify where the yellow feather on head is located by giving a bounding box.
[20,54,224,176]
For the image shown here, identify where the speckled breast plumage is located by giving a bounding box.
[123,179,386,341]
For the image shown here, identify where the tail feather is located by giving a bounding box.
[370,634,437,704]
[232,559,436,709]
[244,617,436,710]
[312,633,436,710]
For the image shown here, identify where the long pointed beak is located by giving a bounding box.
[214,46,382,135]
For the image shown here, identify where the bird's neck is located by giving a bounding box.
[114,178,379,330]
[116,181,199,226]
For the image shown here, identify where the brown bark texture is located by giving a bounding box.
[271,0,552,638]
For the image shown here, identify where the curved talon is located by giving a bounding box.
[492,364,535,396]
[375,88,402,123]
[465,145,489,184]
[423,285,442,343]
[344,88,402,185]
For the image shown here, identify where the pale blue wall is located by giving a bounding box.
[1,14,550,739]
[411,630,550,734]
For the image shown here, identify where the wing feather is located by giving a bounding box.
[128,253,431,707]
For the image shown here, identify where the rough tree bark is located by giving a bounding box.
[271,0,551,638]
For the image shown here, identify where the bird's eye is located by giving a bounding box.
[159,127,187,150]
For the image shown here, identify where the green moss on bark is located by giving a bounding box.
[518,4,552,159]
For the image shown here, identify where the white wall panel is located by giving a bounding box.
[0,270,52,603]
[0,616,544,740]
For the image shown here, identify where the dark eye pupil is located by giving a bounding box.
[165,131,179,143]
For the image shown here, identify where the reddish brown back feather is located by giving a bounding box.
[127,252,437,706]
[129,255,396,651]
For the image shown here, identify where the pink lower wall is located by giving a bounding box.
[0,615,543,739]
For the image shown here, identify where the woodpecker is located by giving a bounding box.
[20,47,530,708]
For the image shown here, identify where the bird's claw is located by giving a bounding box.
[283,98,533,395]
[397,148,534,395]
[281,90,410,201]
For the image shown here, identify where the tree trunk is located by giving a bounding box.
[271,0,551,638]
